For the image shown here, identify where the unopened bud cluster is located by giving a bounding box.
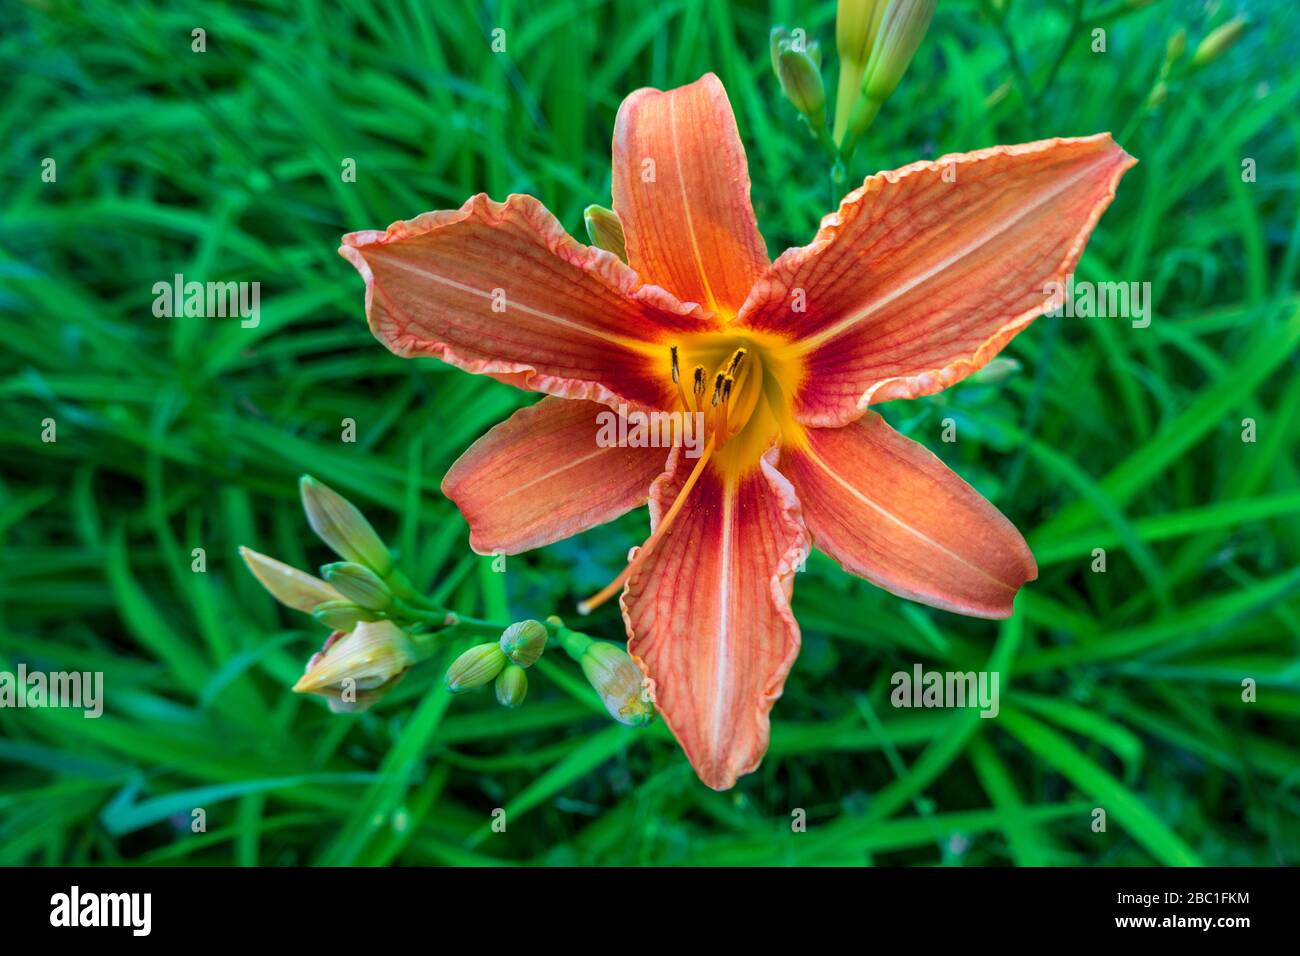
[240,475,440,712]
[768,2,936,174]
[445,619,549,709]
[241,479,658,733]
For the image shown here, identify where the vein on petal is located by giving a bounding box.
[794,159,1115,353]
[667,91,721,316]
[711,476,736,761]
[376,254,658,355]
[800,442,1018,593]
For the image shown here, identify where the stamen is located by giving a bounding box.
[716,377,734,440]
[578,433,718,615]
[671,346,694,410]
[722,349,764,444]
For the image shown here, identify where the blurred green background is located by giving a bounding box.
[2,0,1298,866]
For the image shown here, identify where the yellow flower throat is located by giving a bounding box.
[578,330,804,615]
[665,329,806,477]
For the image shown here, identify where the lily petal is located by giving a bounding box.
[737,134,1136,426]
[621,449,808,790]
[442,397,668,555]
[341,193,709,411]
[779,413,1036,618]
[613,73,770,317]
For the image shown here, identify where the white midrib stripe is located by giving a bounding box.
[710,482,735,756]
[799,161,1104,351]
[379,254,650,353]
[498,446,608,500]
[804,444,1014,592]
[668,92,720,315]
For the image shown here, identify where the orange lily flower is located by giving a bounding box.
[340,74,1134,789]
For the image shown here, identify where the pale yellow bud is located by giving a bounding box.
[299,475,392,575]
[580,642,655,727]
[240,546,342,614]
[293,621,417,710]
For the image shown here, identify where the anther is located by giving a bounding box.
[711,372,726,406]
[693,367,706,397]
[670,345,680,383]
[727,348,747,376]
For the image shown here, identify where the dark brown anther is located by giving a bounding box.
[711,372,726,406]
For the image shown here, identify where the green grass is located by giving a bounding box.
[2,0,1298,866]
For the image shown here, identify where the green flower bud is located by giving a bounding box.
[1191,17,1246,69]
[836,0,887,68]
[299,475,392,576]
[499,619,548,668]
[583,205,628,263]
[322,561,393,611]
[833,0,887,143]
[861,0,935,104]
[580,642,655,727]
[1164,28,1187,66]
[495,664,528,708]
[968,356,1021,385]
[294,621,417,712]
[770,26,791,75]
[839,0,935,154]
[446,643,508,693]
[312,600,382,631]
[777,42,826,126]
[240,546,342,614]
